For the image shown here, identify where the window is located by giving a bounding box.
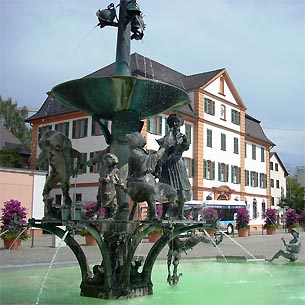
[221,133,226,151]
[89,151,102,173]
[262,201,266,217]
[275,163,279,171]
[252,144,256,160]
[72,118,88,139]
[147,115,163,135]
[250,171,258,187]
[91,119,109,136]
[253,200,258,219]
[270,179,274,188]
[55,122,69,137]
[184,158,194,178]
[185,124,192,144]
[270,162,274,170]
[231,109,240,125]
[259,173,267,188]
[55,194,62,205]
[276,180,280,188]
[219,76,225,95]
[231,165,241,184]
[204,97,215,115]
[75,193,82,201]
[38,125,52,139]
[233,137,239,154]
[220,104,226,120]
[218,162,229,182]
[204,160,215,180]
[207,129,213,147]
[261,147,265,162]
[79,153,87,174]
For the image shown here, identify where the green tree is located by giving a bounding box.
[0,96,32,146]
[0,147,20,167]
[281,177,305,210]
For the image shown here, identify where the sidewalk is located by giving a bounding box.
[1,228,304,269]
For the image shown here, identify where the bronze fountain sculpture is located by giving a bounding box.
[28,1,222,299]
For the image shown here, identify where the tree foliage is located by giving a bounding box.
[0,96,32,146]
[281,177,305,211]
[0,147,20,168]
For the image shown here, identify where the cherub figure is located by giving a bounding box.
[37,130,82,219]
[91,153,127,219]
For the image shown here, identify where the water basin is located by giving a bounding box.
[1,260,304,305]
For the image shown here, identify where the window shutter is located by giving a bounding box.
[211,161,215,180]
[147,118,151,132]
[231,165,234,183]
[158,116,163,135]
[212,101,215,115]
[218,162,221,181]
[226,164,229,182]
[89,152,94,173]
[204,160,207,178]
[72,121,76,138]
[191,159,194,177]
[84,118,88,137]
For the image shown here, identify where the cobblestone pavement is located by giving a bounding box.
[1,228,304,269]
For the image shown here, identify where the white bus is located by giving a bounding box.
[184,200,247,234]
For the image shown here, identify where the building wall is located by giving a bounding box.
[28,71,275,228]
[0,167,45,219]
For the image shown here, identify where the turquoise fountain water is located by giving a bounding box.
[1,260,304,305]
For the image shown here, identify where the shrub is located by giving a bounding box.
[235,208,250,229]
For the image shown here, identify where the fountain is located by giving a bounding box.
[27,0,217,300]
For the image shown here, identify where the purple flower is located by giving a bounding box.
[1,199,28,240]
[235,208,250,229]
[263,208,278,228]
[285,208,298,227]
[201,207,218,224]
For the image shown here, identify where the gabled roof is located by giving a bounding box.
[245,114,275,146]
[0,124,31,155]
[270,152,289,177]
[27,53,220,121]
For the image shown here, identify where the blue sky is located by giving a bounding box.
[0,0,304,171]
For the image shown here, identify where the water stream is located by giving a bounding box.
[35,230,69,305]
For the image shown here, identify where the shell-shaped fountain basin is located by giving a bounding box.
[51,76,191,120]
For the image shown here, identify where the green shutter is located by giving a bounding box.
[226,164,229,182]
[89,152,94,173]
[84,118,88,137]
[212,101,215,115]
[91,120,95,136]
[211,161,215,180]
[204,160,207,178]
[158,116,163,135]
[231,165,234,183]
[72,121,76,138]
[191,159,194,177]
[218,162,221,181]
[147,118,151,132]
[204,98,208,113]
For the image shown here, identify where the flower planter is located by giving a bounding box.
[266,227,276,235]
[148,232,162,243]
[85,234,97,246]
[3,238,21,250]
[237,228,249,237]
